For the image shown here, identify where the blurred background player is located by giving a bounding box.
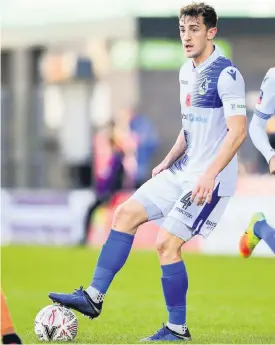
[239,67,275,257]
[118,107,159,188]
[49,2,247,341]
[1,290,22,344]
[81,107,159,246]
[81,121,125,245]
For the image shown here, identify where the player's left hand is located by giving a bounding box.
[191,174,215,206]
[269,156,275,175]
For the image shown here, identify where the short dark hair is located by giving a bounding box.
[179,2,218,29]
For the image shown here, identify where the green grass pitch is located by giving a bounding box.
[2,246,275,344]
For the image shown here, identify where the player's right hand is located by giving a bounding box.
[269,156,275,175]
[152,161,169,177]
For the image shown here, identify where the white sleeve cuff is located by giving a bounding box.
[223,98,246,118]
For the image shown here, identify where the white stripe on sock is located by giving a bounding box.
[166,322,187,335]
[85,286,105,303]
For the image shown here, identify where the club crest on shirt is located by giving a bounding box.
[199,78,211,95]
[257,89,263,104]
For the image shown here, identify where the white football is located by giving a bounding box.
[34,305,78,341]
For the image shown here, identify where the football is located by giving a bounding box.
[34,305,78,341]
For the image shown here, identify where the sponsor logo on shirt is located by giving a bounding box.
[199,78,211,95]
[231,104,246,110]
[181,80,188,85]
[182,113,208,124]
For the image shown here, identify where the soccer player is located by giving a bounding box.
[49,3,247,341]
[1,290,22,344]
[239,68,275,257]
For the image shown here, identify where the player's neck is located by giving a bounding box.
[192,44,215,67]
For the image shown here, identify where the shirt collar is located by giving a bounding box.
[192,45,221,73]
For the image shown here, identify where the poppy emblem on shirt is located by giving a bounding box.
[257,89,263,104]
[199,78,211,95]
[186,94,191,107]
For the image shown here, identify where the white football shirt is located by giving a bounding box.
[249,67,275,163]
[170,47,246,196]
[255,67,275,119]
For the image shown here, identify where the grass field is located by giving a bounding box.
[2,246,275,344]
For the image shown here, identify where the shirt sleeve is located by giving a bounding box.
[249,114,275,163]
[179,63,187,115]
[255,69,275,120]
[217,66,246,118]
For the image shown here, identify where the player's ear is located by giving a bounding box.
[207,27,217,40]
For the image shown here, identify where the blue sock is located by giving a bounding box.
[254,220,275,254]
[91,230,134,293]
[161,261,188,325]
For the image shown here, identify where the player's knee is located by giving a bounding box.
[112,199,147,234]
[155,238,181,263]
[113,202,131,224]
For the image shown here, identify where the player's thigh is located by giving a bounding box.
[164,182,230,241]
[130,170,181,221]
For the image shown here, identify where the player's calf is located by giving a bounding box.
[49,199,149,319]
[155,226,190,339]
[1,291,22,344]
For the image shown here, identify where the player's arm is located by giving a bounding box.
[163,130,187,166]
[249,116,275,174]
[161,65,187,168]
[152,130,186,176]
[205,115,246,178]
[249,72,275,174]
[192,66,247,205]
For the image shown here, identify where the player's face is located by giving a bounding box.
[179,16,217,59]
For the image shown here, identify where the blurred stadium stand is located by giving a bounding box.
[1,0,275,188]
[1,0,275,254]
